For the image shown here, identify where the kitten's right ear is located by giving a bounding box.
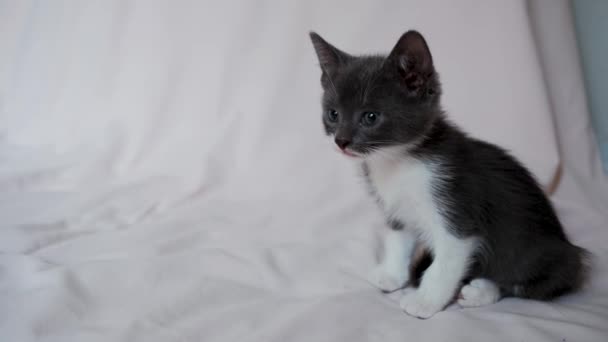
[309,32,350,73]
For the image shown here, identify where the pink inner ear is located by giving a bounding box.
[404,71,425,94]
[405,71,423,89]
[396,55,426,93]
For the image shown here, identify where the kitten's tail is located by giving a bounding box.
[516,243,591,300]
[570,244,592,292]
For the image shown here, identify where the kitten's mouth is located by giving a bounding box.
[339,148,361,158]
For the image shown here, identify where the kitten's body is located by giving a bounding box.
[309,31,589,318]
[365,118,587,304]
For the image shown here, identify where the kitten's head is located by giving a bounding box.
[309,30,442,158]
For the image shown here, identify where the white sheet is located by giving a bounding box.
[1,1,607,341]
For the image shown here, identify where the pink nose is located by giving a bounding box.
[335,138,350,150]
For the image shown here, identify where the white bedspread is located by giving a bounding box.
[1,1,607,341]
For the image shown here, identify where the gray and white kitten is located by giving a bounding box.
[309,30,589,319]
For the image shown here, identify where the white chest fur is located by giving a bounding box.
[363,151,478,319]
[364,154,447,249]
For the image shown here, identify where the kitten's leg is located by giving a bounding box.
[458,278,501,308]
[400,235,475,319]
[368,228,416,292]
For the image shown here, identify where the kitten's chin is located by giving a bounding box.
[365,145,408,161]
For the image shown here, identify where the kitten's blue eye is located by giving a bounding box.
[362,112,379,126]
[327,109,339,123]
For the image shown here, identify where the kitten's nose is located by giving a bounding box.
[335,138,351,150]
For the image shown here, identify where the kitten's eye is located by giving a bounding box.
[361,112,379,126]
[326,109,339,123]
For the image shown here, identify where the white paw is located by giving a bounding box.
[367,266,408,292]
[457,278,500,308]
[399,289,444,319]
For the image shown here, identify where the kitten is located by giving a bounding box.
[309,30,589,319]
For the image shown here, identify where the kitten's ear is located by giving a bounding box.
[309,32,350,73]
[387,30,435,95]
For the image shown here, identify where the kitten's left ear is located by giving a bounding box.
[387,30,435,95]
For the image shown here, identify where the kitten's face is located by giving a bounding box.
[311,31,441,158]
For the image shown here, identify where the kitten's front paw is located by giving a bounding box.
[399,289,444,319]
[368,266,408,293]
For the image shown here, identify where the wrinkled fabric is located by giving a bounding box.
[0,1,606,341]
